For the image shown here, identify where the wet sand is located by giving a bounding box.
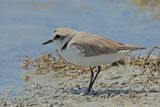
[1,65,160,107]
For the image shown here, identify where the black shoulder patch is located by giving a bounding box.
[61,37,72,50]
[61,32,77,50]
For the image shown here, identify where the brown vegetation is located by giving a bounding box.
[22,46,160,82]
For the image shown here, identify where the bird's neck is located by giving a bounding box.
[61,31,77,50]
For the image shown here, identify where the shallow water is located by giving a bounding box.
[0,0,160,95]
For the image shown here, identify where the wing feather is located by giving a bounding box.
[68,32,145,57]
[69,32,118,57]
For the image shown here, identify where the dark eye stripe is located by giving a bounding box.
[54,34,61,39]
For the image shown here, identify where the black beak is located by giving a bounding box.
[42,39,53,45]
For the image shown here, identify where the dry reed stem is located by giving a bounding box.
[22,46,160,82]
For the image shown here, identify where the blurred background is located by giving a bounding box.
[0,0,160,95]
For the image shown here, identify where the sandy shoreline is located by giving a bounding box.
[1,65,160,107]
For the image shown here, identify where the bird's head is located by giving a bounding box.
[43,27,77,50]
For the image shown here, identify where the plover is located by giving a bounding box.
[43,27,145,92]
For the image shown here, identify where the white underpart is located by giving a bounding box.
[59,46,130,67]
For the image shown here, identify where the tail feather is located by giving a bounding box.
[118,44,146,51]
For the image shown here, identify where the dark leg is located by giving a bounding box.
[90,66,101,89]
[87,66,101,92]
[87,67,94,92]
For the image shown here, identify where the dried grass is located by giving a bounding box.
[22,46,160,82]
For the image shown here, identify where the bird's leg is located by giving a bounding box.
[87,66,101,92]
[87,67,94,92]
[90,66,101,90]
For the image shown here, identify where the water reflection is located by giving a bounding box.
[31,0,55,10]
[133,0,160,19]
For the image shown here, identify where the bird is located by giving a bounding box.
[42,27,145,92]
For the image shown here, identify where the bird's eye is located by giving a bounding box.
[54,34,61,39]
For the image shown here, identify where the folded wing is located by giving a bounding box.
[69,32,145,57]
